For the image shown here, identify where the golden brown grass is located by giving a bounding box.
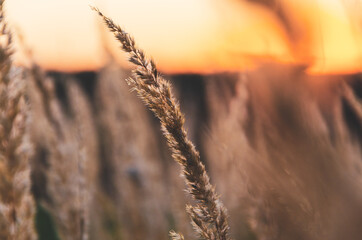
[0,2,360,240]
[28,68,97,240]
[0,0,36,239]
[92,7,231,240]
[169,230,185,240]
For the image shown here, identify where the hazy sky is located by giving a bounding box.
[5,0,362,74]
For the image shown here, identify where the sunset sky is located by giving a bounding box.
[5,0,362,75]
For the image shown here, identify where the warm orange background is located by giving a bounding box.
[6,0,362,74]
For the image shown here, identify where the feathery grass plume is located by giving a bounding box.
[0,0,37,239]
[25,49,96,239]
[28,70,97,240]
[92,7,231,240]
[64,79,98,240]
[169,230,185,240]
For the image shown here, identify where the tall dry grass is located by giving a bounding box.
[0,2,361,240]
[0,0,36,239]
[28,67,98,240]
[92,7,231,240]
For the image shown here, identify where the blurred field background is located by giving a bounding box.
[1,0,362,240]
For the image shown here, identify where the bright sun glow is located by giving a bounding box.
[5,0,362,75]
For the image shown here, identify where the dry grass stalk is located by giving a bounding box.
[92,7,231,240]
[29,62,98,240]
[65,80,98,240]
[0,0,36,239]
[169,230,185,240]
[28,65,96,240]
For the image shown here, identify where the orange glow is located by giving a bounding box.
[5,0,362,75]
[279,0,362,74]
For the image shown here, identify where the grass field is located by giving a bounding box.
[0,1,362,240]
